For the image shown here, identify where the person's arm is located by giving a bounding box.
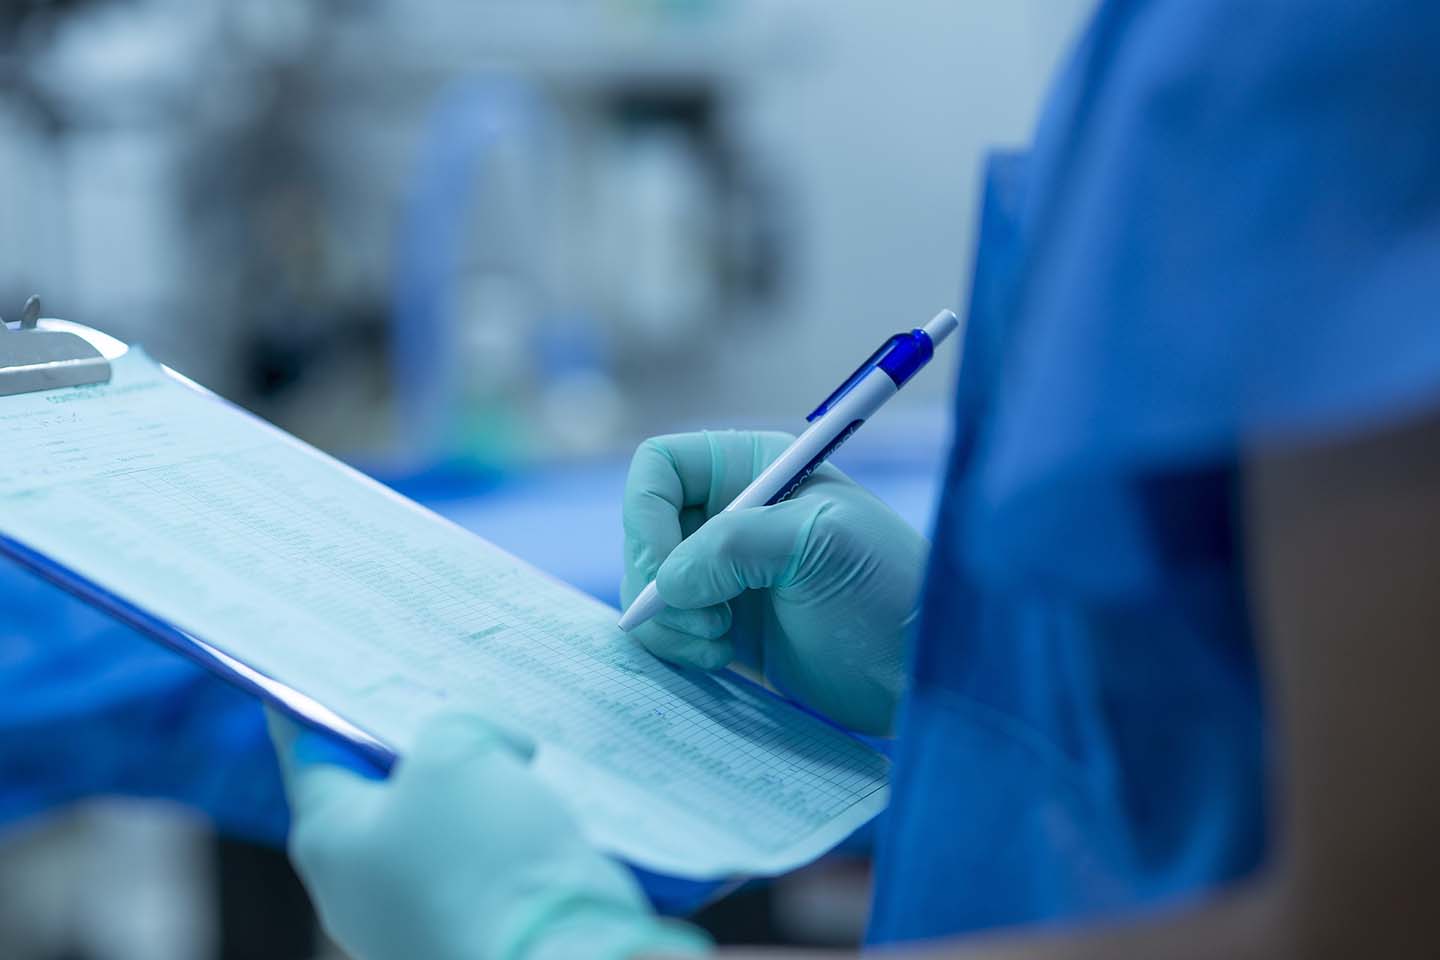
[1239,406,1440,956]
[674,409,1440,958]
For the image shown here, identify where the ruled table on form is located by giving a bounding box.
[0,348,888,877]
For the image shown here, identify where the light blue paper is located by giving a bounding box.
[0,349,887,879]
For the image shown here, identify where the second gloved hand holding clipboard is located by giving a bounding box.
[620,310,959,736]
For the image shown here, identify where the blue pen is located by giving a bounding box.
[618,308,960,631]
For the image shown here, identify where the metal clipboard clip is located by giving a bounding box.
[0,295,127,397]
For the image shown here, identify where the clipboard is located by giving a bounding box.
[0,302,886,909]
[0,301,395,773]
[0,302,772,909]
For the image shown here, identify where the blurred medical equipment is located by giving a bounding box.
[0,0,1079,465]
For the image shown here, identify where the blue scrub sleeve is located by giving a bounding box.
[0,561,289,844]
[969,0,1440,597]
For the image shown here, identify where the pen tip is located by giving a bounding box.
[618,583,663,632]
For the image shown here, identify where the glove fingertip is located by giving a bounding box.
[653,554,701,609]
[654,602,731,641]
[693,639,735,671]
[636,625,734,672]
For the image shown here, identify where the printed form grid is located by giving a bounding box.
[60,449,884,852]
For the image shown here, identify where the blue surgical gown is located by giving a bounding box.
[870,0,1440,944]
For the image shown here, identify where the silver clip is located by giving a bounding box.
[0,295,113,396]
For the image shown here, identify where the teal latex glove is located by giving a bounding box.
[621,430,929,736]
[269,711,711,960]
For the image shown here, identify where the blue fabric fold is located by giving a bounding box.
[970,0,1440,598]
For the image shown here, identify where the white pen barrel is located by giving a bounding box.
[619,311,959,632]
[726,370,898,513]
[617,370,898,633]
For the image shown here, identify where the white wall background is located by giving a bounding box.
[723,0,1100,421]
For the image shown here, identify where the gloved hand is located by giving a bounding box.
[269,710,711,960]
[621,430,929,736]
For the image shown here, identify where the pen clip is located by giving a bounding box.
[806,333,905,422]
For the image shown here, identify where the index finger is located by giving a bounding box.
[623,434,713,580]
[622,431,799,576]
